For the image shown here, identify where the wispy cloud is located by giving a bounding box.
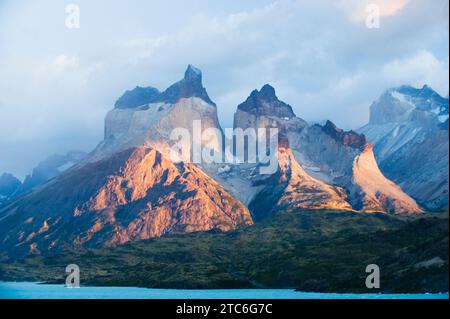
[0,0,448,177]
[340,0,410,21]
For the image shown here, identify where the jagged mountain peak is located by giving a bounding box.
[114,65,216,109]
[391,84,448,113]
[160,64,215,106]
[320,120,368,150]
[359,84,449,211]
[322,120,341,133]
[249,84,278,101]
[114,86,160,109]
[368,84,449,125]
[238,84,295,119]
[394,84,440,98]
[184,64,202,81]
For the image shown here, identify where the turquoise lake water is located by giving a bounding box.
[0,282,448,299]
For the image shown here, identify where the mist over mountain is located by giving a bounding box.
[18,151,87,194]
[0,151,87,206]
[0,173,21,205]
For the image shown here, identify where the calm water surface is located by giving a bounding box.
[0,282,448,299]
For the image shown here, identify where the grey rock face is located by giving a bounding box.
[368,85,448,125]
[0,66,247,258]
[288,124,420,213]
[379,128,448,210]
[247,135,352,221]
[115,86,160,109]
[395,85,448,114]
[358,85,449,211]
[0,67,428,261]
[321,120,367,150]
[158,64,216,106]
[232,85,421,215]
[237,84,295,119]
[369,91,415,125]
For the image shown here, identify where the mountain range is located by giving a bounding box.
[0,151,87,206]
[0,65,446,258]
[359,85,449,210]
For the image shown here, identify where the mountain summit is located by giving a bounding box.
[114,65,215,109]
[100,65,222,162]
[158,64,215,106]
[368,85,449,125]
[0,66,234,257]
[230,85,421,216]
[184,64,202,81]
[359,84,449,210]
[237,84,295,119]
[114,86,160,109]
[0,68,426,259]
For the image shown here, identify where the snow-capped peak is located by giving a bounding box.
[369,85,449,125]
[389,90,415,108]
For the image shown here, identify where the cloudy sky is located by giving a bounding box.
[0,0,448,179]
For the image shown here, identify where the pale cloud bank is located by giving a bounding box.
[0,0,448,178]
[340,0,411,21]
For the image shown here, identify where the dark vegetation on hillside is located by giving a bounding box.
[0,210,448,293]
